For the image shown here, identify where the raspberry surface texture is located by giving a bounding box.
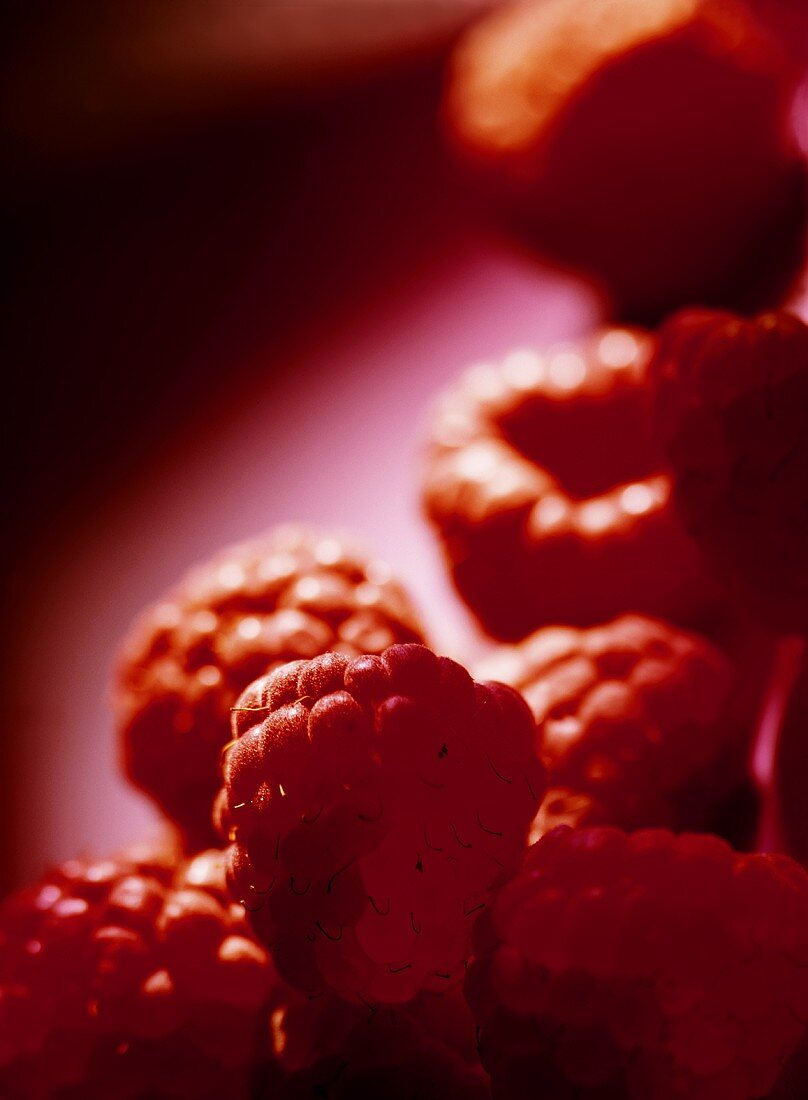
[270,988,489,1098]
[422,329,720,640]
[477,614,754,841]
[445,0,806,321]
[650,310,808,634]
[466,826,808,1099]
[219,644,546,1004]
[115,526,426,848]
[0,846,276,1098]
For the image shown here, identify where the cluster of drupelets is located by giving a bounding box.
[4,0,808,1096]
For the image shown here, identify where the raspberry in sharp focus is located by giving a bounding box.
[219,644,546,1004]
[466,825,808,1099]
[269,987,490,1099]
[0,846,277,1099]
[650,309,808,635]
[422,328,721,640]
[477,614,757,844]
[114,526,426,850]
[444,0,806,322]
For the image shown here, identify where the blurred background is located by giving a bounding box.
[3,0,806,893]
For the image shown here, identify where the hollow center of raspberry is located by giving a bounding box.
[495,390,662,499]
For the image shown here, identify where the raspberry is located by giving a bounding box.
[115,526,426,849]
[0,845,276,1098]
[271,989,490,1098]
[218,644,546,1004]
[422,329,720,640]
[477,615,755,842]
[650,310,808,634]
[479,611,756,840]
[444,0,805,321]
[466,826,808,1099]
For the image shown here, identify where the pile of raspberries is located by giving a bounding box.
[4,2,808,1096]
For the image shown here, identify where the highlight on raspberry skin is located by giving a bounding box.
[466,825,808,1100]
[114,525,427,850]
[0,845,277,1099]
[477,614,758,845]
[218,644,547,1005]
[422,328,721,640]
[444,0,807,321]
[649,309,808,636]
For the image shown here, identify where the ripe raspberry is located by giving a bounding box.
[477,615,755,843]
[466,826,808,1099]
[115,526,426,849]
[0,845,276,1098]
[422,329,720,640]
[650,310,808,634]
[445,0,805,321]
[271,988,490,1098]
[219,644,546,1004]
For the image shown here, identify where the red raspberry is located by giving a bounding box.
[422,329,720,640]
[0,845,276,1098]
[271,989,490,1098]
[444,0,805,321]
[115,526,426,849]
[218,644,546,1004]
[478,615,755,843]
[466,826,808,1099]
[650,310,808,634]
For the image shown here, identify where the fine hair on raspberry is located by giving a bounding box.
[219,643,547,1004]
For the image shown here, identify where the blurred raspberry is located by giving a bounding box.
[445,0,806,321]
[467,826,808,1099]
[422,329,720,640]
[650,310,808,634]
[115,526,426,849]
[775,657,808,867]
[0,845,276,1098]
[478,614,756,843]
[219,644,546,1004]
[751,0,808,62]
[270,988,489,1098]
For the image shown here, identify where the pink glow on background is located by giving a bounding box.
[13,240,599,884]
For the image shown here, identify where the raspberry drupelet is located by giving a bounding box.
[649,309,808,635]
[445,0,806,321]
[0,846,276,1098]
[422,328,720,640]
[218,644,546,1005]
[115,526,426,849]
[478,614,755,842]
[466,826,808,1099]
